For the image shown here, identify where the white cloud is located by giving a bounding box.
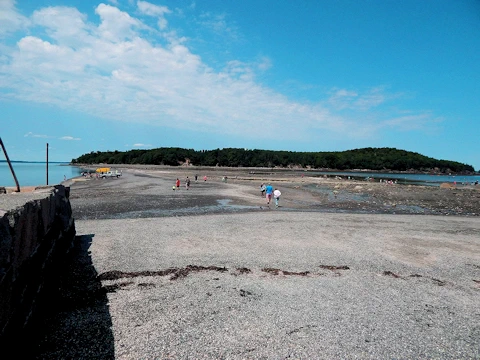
[137,1,171,30]
[327,87,389,111]
[95,3,145,42]
[133,143,152,147]
[137,1,169,16]
[24,132,49,138]
[1,3,437,144]
[31,6,91,48]
[0,0,30,37]
[60,136,81,141]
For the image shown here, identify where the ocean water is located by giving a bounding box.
[0,162,82,187]
[311,171,480,186]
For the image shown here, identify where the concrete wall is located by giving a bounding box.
[0,185,75,344]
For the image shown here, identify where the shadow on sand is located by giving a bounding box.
[28,234,114,359]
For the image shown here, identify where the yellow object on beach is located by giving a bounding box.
[96,167,110,173]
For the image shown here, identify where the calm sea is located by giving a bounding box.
[0,162,82,187]
[311,171,480,186]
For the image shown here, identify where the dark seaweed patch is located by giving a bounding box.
[103,281,133,293]
[262,268,281,275]
[383,271,402,279]
[262,268,309,276]
[282,270,310,276]
[239,289,253,297]
[98,269,177,281]
[98,265,228,282]
[138,283,156,288]
[318,265,350,271]
[236,267,252,274]
[170,265,228,281]
[431,278,446,286]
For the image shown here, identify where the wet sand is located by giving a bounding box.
[69,166,480,218]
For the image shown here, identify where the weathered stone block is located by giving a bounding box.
[0,215,12,276]
[0,185,75,346]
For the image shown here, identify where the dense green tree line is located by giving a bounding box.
[71,147,475,173]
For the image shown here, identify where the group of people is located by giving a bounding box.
[173,174,208,190]
[174,177,191,190]
[260,183,281,207]
[172,176,282,207]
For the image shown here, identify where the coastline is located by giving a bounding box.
[71,162,478,175]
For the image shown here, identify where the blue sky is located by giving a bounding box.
[1,0,479,170]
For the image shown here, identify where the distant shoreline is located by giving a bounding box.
[0,160,69,164]
[70,163,479,176]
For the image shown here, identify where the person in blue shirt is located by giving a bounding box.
[265,184,274,204]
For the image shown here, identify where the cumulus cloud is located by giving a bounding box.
[137,1,170,29]
[31,6,92,48]
[0,0,30,37]
[1,2,436,144]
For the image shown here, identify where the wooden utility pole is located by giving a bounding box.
[46,143,49,185]
[0,137,21,192]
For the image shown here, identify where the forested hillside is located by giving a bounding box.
[72,147,475,173]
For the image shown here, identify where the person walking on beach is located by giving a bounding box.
[204,175,207,182]
[175,178,180,189]
[195,174,198,182]
[185,177,191,190]
[273,188,281,207]
[260,183,266,197]
[265,184,274,205]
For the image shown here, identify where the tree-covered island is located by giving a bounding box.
[71,147,475,174]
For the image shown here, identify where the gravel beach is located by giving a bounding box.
[31,167,480,359]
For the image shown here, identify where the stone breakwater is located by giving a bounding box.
[0,185,75,350]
